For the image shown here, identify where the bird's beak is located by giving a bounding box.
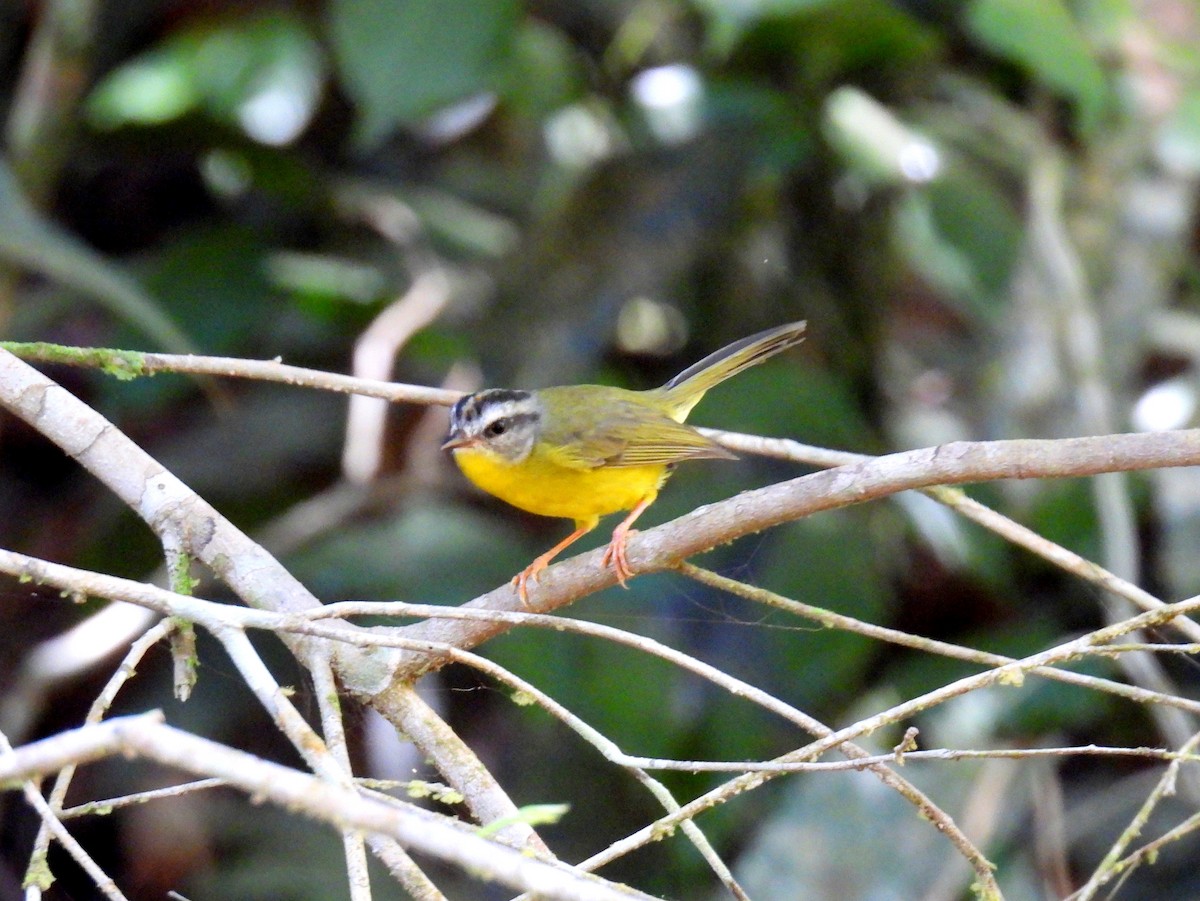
[441,432,475,451]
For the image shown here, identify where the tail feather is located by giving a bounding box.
[658,321,806,419]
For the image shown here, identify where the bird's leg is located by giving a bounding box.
[602,494,655,587]
[514,519,597,606]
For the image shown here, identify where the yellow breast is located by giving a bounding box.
[452,445,668,524]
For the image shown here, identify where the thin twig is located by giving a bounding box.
[370,683,553,856]
[0,341,460,406]
[578,581,1200,885]
[612,744,1200,773]
[0,728,129,901]
[1070,729,1200,900]
[431,643,749,900]
[24,618,176,899]
[1079,807,1200,899]
[679,564,1200,715]
[309,658,374,901]
[59,779,226,818]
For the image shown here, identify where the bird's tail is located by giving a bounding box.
[657,320,806,420]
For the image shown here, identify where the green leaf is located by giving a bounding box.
[475,803,569,838]
[87,13,324,146]
[966,0,1110,134]
[892,168,1023,319]
[689,0,837,55]
[327,0,520,148]
[782,0,942,79]
[87,50,200,127]
[0,158,195,354]
[824,87,941,186]
[501,20,585,120]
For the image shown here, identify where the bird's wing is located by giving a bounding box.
[539,392,736,470]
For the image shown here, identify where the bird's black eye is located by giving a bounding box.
[484,419,508,438]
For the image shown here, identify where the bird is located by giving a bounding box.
[442,320,806,603]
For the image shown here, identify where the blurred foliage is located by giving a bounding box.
[3,0,1200,898]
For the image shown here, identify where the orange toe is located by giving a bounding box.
[602,528,638,587]
[513,562,544,607]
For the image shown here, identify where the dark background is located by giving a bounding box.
[3,0,1200,898]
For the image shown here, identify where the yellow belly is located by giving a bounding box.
[452,446,668,524]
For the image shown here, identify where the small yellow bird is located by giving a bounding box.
[442,321,806,602]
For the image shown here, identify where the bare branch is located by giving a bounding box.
[703,430,1200,643]
[0,715,656,901]
[0,341,459,406]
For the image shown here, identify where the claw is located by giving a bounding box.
[512,564,542,608]
[600,494,655,588]
[601,528,638,587]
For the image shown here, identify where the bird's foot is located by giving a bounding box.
[601,528,639,588]
[512,562,545,608]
